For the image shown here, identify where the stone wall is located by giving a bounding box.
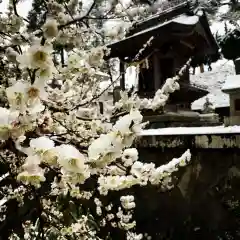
[133,134,240,239]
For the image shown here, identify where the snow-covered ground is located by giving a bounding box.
[191,59,235,111]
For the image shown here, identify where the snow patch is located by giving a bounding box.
[217,5,230,15]
[191,60,235,110]
[139,125,240,136]
[222,75,240,91]
[173,15,199,25]
[191,91,229,110]
[125,66,138,89]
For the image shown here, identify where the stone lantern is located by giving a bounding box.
[222,75,240,125]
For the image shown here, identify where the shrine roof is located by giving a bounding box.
[170,82,208,103]
[126,1,195,37]
[105,2,219,61]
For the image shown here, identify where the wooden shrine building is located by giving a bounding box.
[105,1,220,127]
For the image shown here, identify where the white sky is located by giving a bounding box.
[0,0,228,35]
[0,0,32,18]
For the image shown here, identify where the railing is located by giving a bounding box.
[0,172,9,207]
[158,0,191,12]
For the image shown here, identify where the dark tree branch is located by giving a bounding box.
[59,0,97,29]
[12,0,30,23]
[12,0,19,17]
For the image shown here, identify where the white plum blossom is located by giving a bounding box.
[6,81,47,113]
[98,175,140,195]
[17,155,45,187]
[76,107,96,118]
[127,232,143,240]
[151,89,169,111]
[17,42,55,79]
[61,167,90,184]
[0,1,194,238]
[122,148,139,167]
[0,107,19,126]
[162,77,180,94]
[120,195,136,210]
[0,107,19,140]
[54,144,88,173]
[42,18,58,39]
[113,109,144,146]
[29,136,55,153]
[87,47,105,68]
[114,109,143,134]
[88,132,123,167]
[149,149,191,185]
[130,161,155,185]
[6,81,29,111]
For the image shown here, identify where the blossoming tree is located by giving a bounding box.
[0,0,191,239]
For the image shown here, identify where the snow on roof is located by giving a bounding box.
[139,125,240,136]
[173,15,199,25]
[191,90,229,110]
[191,60,235,110]
[125,66,138,89]
[222,75,240,92]
[190,60,235,91]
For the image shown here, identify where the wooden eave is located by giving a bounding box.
[170,82,209,103]
[222,88,240,95]
[126,1,193,36]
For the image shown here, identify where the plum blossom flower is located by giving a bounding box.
[120,195,136,209]
[0,107,19,140]
[122,148,138,167]
[149,149,191,185]
[98,175,140,194]
[126,232,143,240]
[17,42,55,79]
[42,18,58,39]
[61,168,90,184]
[16,136,58,165]
[54,144,87,173]
[29,136,55,153]
[87,47,105,68]
[6,81,28,111]
[6,81,47,113]
[113,109,144,146]
[151,89,169,111]
[88,132,123,167]
[17,155,45,187]
[114,109,143,134]
[130,161,155,185]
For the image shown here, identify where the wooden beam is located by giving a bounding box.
[120,60,125,90]
[153,52,161,91]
